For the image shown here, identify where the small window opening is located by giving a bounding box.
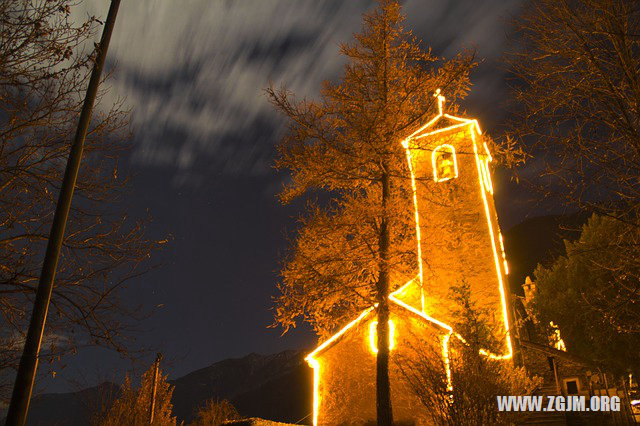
[432,145,458,182]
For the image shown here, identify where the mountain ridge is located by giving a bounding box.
[7,350,311,426]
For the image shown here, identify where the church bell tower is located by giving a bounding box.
[401,90,514,359]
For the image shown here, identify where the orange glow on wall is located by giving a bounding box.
[305,306,375,426]
[389,279,453,333]
[432,144,459,182]
[401,90,513,360]
[403,148,425,312]
[305,275,510,425]
[305,89,516,425]
[368,320,396,354]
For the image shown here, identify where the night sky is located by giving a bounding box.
[39,0,545,394]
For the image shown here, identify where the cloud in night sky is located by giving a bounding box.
[77,0,523,181]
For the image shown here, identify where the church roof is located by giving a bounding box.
[402,89,482,147]
[305,277,451,361]
[520,339,592,366]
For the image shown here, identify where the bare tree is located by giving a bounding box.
[96,362,176,426]
[0,0,165,399]
[507,0,640,223]
[189,399,241,426]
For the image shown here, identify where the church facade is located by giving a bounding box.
[305,92,516,425]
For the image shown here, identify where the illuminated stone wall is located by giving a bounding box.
[406,123,511,355]
[313,305,446,425]
[306,104,515,425]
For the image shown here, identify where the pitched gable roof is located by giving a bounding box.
[306,277,451,361]
[402,90,482,146]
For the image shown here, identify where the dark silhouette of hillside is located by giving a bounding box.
[170,350,311,423]
[5,351,311,426]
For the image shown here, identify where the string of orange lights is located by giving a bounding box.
[305,90,514,425]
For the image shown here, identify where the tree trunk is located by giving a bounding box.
[377,170,393,426]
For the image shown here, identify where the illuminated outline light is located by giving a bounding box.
[369,320,396,354]
[308,357,320,426]
[304,91,515,425]
[480,142,494,194]
[443,333,453,391]
[305,306,375,426]
[400,90,513,360]
[471,129,513,358]
[389,280,455,393]
[415,121,474,139]
[305,276,509,425]
[403,90,482,142]
[432,144,459,182]
[306,306,376,361]
[389,278,453,333]
[305,277,454,426]
[550,321,567,352]
[498,232,509,275]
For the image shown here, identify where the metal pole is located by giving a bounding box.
[5,1,122,424]
[149,353,163,425]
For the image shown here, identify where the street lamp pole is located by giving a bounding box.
[5,1,122,424]
[149,353,163,424]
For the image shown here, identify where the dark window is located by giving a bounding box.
[547,356,555,372]
[566,380,579,394]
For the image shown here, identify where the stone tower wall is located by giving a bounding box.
[408,125,510,353]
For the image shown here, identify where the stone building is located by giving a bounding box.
[401,92,514,355]
[301,91,640,424]
[305,92,517,425]
[306,280,448,425]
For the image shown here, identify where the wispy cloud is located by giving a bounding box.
[77,0,523,182]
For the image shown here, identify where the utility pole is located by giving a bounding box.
[5,1,122,425]
[149,353,163,425]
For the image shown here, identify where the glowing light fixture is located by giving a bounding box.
[498,232,509,275]
[308,357,320,426]
[550,321,567,352]
[443,333,453,391]
[479,142,494,194]
[369,320,396,354]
